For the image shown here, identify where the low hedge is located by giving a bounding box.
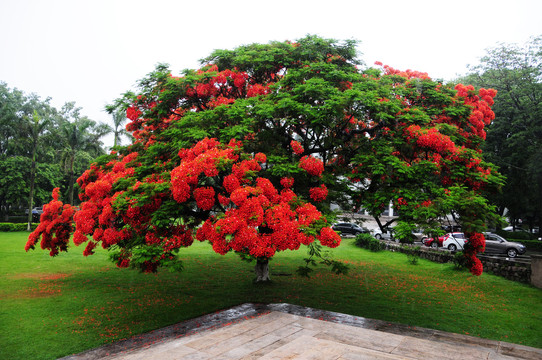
[0,223,38,232]
[355,233,386,252]
[520,239,542,252]
[496,229,537,240]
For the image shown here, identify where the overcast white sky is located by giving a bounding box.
[1,0,541,147]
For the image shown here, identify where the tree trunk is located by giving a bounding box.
[254,258,270,282]
[26,144,37,231]
[68,155,75,205]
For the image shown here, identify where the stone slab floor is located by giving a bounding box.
[62,303,542,360]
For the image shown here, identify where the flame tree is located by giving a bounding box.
[26,35,503,277]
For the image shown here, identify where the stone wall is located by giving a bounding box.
[479,257,531,284]
[531,255,542,288]
[382,242,534,285]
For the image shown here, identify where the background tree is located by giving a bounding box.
[27,36,501,277]
[105,106,130,147]
[460,36,542,232]
[0,83,110,221]
[58,102,110,205]
[0,85,61,220]
[24,110,51,230]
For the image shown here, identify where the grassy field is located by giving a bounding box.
[1,231,541,359]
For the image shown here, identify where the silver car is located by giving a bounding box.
[483,233,526,258]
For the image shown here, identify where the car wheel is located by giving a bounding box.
[431,242,438,249]
[375,234,382,240]
[507,248,518,258]
[448,244,457,251]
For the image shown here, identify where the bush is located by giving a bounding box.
[402,245,421,265]
[0,223,38,232]
[496,229,534,240]
[452,251,468,270]
[521,239,542,252]
[355,233,385,252]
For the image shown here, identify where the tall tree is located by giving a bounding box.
[105,107,130,147]
[27,36,501,277]
[24,110,51,230]
[0,85,61,220]
[461,36,542,232]
[59,102,109,205]
[0,82,24,158]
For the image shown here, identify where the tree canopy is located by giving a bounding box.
[0,82,109,220]
[460,36,541,232]
[26,35,503,276]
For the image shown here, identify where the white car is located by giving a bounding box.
[372,228,395,241]
[442,232,467,251]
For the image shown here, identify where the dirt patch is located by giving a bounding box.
[4,273,70,299]
[10,272,70,280]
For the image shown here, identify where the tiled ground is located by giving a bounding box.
[61,303,542,360]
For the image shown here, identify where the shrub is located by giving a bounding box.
[402,245,421,265]
[0,223,38,232]
[521,239,542,252]
[355,233,385,252]
[496,229,533,240]
[452,251,468,271]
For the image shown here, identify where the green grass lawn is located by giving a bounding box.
[1,232,541,359]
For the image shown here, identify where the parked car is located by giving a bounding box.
[332,223,370,236]
[502,226,529,233]
[442,232,467,251]
[483,233,526,258]
[25,206,43,215]
[412,229,428,242]
[373,227,394,241]
[422,234,446,248]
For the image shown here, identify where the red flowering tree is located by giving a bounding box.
[27,35,503,276]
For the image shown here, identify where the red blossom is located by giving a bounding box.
[299,155,324,177]
[318,227,341,248]
[309,184,328,202]
[291,140,304,155]
[280,177,294,189]
[193,187,216,210]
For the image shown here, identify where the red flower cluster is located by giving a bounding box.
[193,187,216,210]
[299,155,324,177]
[463,232,486,275]
[161,139,341,260]
[405,125,456,154]
[309,184,328,202]
[376,62,431,80]
[291,140,304,155]
[455,84,497,140]
[280,177,294,189]
[25,188,75,256]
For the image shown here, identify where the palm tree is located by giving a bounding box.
[24,110,51,230]
[59,103,109,205]
[111,109,129,147]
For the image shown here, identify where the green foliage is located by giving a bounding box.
[297,242,350,277]
[520,239,542,252]
[0,82,109,220]
[495,229,534,240]
[460,36,542,231]
[0,223,38,231]
[355,233,385,252]
[393,221,416,244]
[402,245,421,265]
[452,251,468,271]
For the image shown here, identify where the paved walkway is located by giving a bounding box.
[62,303,542,360]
